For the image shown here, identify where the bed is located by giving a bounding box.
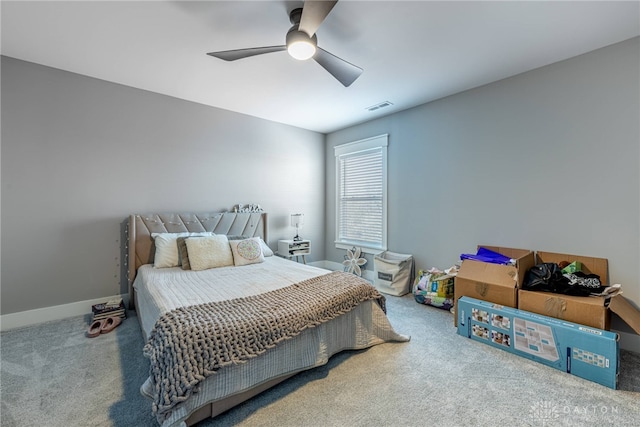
[128,211,409,427]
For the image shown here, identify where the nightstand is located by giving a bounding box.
[278,239,310,264]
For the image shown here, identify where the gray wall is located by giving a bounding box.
[1,56,325,314]
[325,37,640,310]
[3,37,639,317]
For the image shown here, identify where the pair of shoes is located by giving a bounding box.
[86,316,123,338]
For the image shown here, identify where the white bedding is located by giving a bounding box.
[134,256,329,339]
[134,256,409,427]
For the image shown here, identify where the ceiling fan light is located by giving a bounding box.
[288,41,316,60]
[286,29,317,61]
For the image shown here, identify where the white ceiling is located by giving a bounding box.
[2,1,639,133]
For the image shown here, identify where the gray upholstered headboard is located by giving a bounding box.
[127,211,268,284]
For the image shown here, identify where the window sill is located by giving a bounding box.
[335,242,386,255]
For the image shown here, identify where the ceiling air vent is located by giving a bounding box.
[366,101,393,112]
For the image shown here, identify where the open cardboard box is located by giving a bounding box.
[454,245,535,326]
[518,251,640,334]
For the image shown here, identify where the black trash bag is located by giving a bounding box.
[523,263,604,297]
[523,263,568,293]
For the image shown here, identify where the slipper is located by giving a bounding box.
[100,316,122,334]
[87,319,105,338]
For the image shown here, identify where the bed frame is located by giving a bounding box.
[128,211,291,425]
[127,210,407,426]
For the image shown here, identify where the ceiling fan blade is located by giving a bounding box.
[313,47,362,87]
[299,0,338,37]
[207,46,286,61]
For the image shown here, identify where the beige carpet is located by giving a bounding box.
[1,294,639,426]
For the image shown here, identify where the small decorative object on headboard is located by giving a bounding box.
[343,246,367,276]
[234,203,264,213]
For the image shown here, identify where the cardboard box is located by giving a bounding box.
[454,246,535,326]
[518,291,640,335]
[457,296,620,389]
[518,251,609,329]
[519,251,640,335]
[609,296,640,335]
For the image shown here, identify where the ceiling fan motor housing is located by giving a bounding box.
[286,27,318,49]
[289,7,303,25]
[286,7,317,49]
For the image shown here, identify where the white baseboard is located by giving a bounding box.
[0,294,129,332]
[2,266,639,353]
[0,261,361,332]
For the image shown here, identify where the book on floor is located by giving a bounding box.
[92,298,126,320]
[93,309,126,321]
[104,297,123,308]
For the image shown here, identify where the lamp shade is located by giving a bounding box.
[291,213,304,228]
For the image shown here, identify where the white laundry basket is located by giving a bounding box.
[373,251,415,296]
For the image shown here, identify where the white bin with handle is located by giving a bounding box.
[373,251,415,296]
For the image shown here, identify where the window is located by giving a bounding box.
[334,134,388,253]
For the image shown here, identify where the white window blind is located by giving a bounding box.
[335,134,388,252]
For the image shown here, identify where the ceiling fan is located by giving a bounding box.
[207,0,363,87]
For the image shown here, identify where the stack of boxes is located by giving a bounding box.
[453,245,640,389]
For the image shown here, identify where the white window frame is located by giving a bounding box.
[334,134,388,254]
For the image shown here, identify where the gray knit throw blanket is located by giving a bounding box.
[143,271,386,418]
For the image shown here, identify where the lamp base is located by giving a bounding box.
[293,234,302,242]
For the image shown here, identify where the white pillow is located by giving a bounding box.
[229,237,265,266]
[257,237,274,257]
[151,232,212,268]
[185,235,234,271]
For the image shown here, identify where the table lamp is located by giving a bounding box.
[291,213,304,241]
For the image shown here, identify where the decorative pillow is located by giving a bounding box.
[152,232,191,268]
[176,236,207,270]
[227,235,273,257]
[152,232,212,268]
[229,237,265,266]
[185,235,234,271]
